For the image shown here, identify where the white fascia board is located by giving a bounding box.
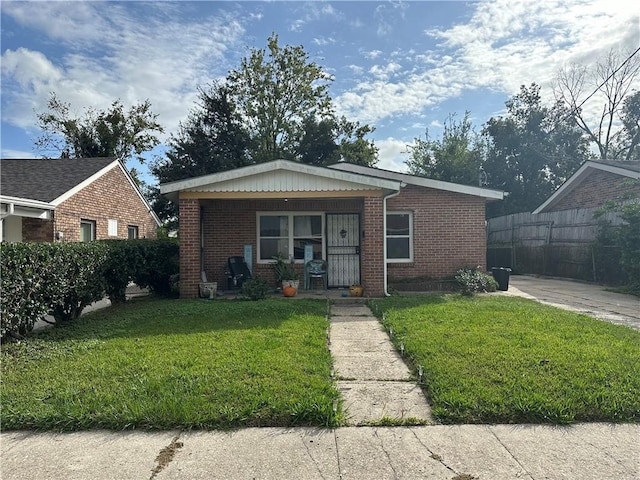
[532,161,640,214]
[329,163,505,200]
[1,196,55,219]
[0,195,56,210]
[159,159,401,194]
[114,162,162,226]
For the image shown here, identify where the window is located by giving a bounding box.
[80,219,96,242]
[258,213,324,262]
[127,225,139,239]
[386,212,413,262]
[108,219,118,237]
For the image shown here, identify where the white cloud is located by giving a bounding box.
[375,138,410,172]
[363,50,383,60]
[313,37,336,46]
[1,148,36,159]
[369,62,402,81]
[1,3,246,140]
[338,0,639,126]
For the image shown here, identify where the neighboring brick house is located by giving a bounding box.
[160,160,503,298]
[0,157,160,242]
[533,160,640,214]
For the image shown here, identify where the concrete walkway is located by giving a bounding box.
[329,302,431,425]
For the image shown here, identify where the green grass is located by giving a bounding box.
[1,298,342,431]
[368,295,640,425]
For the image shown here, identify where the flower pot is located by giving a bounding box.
[282,285,297,297]
[282,280,300,290]
[349,285,364,297]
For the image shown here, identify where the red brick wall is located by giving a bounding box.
[550,170,640,211]
[200,198,363,291]
[387,185,487,281]
[179,199,201,298]
[22,218,54,242]
[53,165,158,242]
[179,187,488,298]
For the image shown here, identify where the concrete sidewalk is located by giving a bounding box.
[2,423,638,479]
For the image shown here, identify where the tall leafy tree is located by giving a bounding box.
[35,92,163,164]
[405,111,486,186]
[483,84,591,217]
[226,33,334,162]
[149,83,252,228]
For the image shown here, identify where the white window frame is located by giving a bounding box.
[386,211,413,263]
[80,219,96,242]
[108,219,118,237]
[257,212,325,263]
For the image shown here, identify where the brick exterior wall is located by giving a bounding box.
[178,185,488,298]
[199,197,365,292]
[23,165,158,243]
[550,170,640,212]
[387,185,487,282]
[179,198,201,298]
[22,217,54,242]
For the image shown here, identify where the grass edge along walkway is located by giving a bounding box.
[1,297,343,431]
[368,294,640,425]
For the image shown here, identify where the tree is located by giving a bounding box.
[149,82,253,228]
[554,48,640,161]
[151,34,378,227]
[405,112,486,186]
[483,84,591,217]
[35,93,164,164]
[617,91,640,161]
[226,33,334,162]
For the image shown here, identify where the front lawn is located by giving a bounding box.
[1,298,340,431]
[369,295,640,425]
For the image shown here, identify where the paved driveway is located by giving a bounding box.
[503,275,640,331]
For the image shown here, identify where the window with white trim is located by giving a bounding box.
[80,219,96,242]
[386,211,413,262]
[108,219,118,237]
[258,213,324,262]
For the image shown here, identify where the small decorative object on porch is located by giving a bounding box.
[349,284,364,297]
[273,253,299,290]
[282,285,297,297]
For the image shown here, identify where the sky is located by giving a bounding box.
[1,0,638,186]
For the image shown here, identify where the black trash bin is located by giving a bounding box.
[491,267,511,291]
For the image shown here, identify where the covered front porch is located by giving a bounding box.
[160,160,402,298]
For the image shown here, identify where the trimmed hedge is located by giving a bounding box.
[1,239,178,341]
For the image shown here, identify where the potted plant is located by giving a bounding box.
[272,254,300,291]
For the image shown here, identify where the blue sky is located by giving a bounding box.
[1,0,637,185]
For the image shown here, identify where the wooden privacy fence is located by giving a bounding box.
[486,207,626,283]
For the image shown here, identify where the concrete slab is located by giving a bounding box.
[331,305,373,317]
[156,428,339,480]
[0,430,177,480]
[490,423,640,480]
[338,381,432,425]
[335,427,464,479]
[332,354,412,380]
[411,425,534,479]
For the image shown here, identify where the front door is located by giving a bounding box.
[326,213,360,287]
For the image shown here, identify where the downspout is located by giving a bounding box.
[383,186,403,296]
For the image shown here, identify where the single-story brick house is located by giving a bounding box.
[0,157,160,242]
[160,160,504,297]
[533,160,640,213]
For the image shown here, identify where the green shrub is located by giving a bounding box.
[1,239,179,341]
[455,266,498,296]
[241,278,270,300]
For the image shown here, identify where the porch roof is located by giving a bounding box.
[160,160,402,201]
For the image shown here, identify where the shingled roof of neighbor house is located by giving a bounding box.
[0,157,116,203]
